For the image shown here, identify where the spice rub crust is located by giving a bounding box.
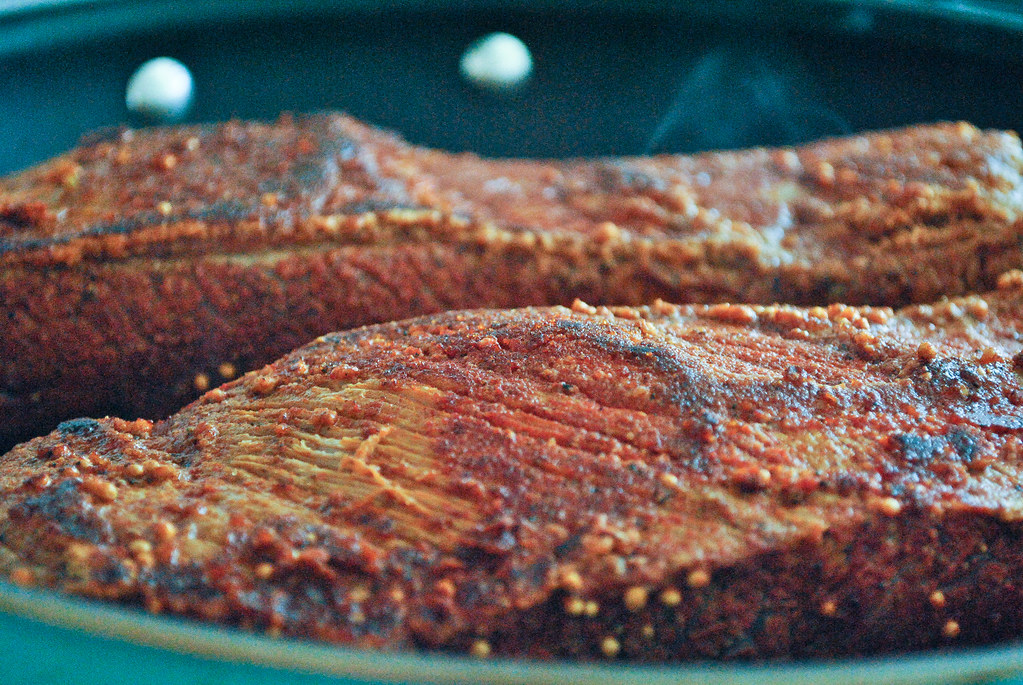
[3,115,1023,447]
[1,272,1022,660]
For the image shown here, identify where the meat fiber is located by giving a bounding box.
[2,115,1023,448]
[1,272,1022,660]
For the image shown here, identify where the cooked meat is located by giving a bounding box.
[2,115,1022,449]
[1,272,1022,661]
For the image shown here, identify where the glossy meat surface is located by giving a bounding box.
[3,114,1023,447]
[1,272,1022,660]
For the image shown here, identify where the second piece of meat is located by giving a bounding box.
[1,272,1022,660]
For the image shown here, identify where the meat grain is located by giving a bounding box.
[1,272,1022,660]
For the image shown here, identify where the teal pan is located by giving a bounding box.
[1,579,1023,685]
[3,0,1023,173]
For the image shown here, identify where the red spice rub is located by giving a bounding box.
[3,114,1023,447]
[0,272,1021,660]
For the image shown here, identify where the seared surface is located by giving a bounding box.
[1,272,1022,660]
[3,114,1023,447]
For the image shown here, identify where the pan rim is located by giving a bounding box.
[1,0,1022,57]
[0,579,1021,685]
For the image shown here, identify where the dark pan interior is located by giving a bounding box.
[3,1,1023,175]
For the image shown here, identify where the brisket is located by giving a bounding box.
[1,272,1022,660]
[3,114,1023,447]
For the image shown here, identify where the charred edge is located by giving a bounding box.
[551,318,707,410]
[0,200,256,256]
[13,479,113,544]
[923,358,986,392]
[56,418,102,437]
[551,320,685,375]
[0,198,433,257]
[0,206,38,230]
[335,199,428,215]
[966,409,1023,432]
[892,428,978,464]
